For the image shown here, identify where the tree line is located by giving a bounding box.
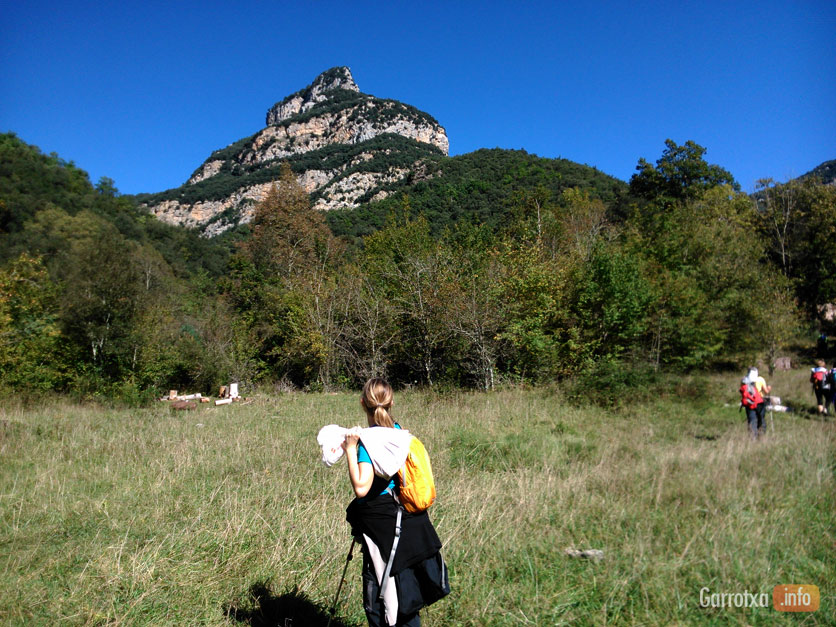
[1,132,834,401]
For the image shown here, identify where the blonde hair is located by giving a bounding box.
[361,378,395,428]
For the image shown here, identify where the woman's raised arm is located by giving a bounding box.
[344,433,374,497]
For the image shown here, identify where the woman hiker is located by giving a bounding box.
[810,359,829,415]
[740,369,764,440]
[342,378,445,627]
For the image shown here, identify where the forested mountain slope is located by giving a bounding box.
[0,132,231,277]
[327,147,627,240]
[799,159,836,186]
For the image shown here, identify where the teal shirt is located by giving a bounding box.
[356,423,401,499]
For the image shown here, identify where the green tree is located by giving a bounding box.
[750,277,801,376]
[772,181,836,318]
[445,224,508,390]
[752,177,836,320]
[753,178,803,274]
[496,237,574,380]
[628,185,792,367]
[572,242,652,361]
[333,264,399,383]
[0,254,67,390]
[361,207,453,386]
[629,139,738,204]
[95,176,118,198]
[801,182,836,315]
[556,188,608,264]
[227,163,342,387]
[59,217,141,376]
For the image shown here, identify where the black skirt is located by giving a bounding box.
[346,492,441,575]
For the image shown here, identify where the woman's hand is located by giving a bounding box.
[343,433,360,452]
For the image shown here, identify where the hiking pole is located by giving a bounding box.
[327,538,357,627]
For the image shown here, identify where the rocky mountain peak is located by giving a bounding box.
[266,66,360,125]
[143,67,448,236]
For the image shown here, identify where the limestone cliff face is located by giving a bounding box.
[144,67,448,236]
[236,105,449,169]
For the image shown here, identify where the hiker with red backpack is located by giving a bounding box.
[747,367,771,437]
[740,368,765,439]
[341,378,448,627]
[810,359,829,415]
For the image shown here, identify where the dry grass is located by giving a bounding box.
[0,373,833,625]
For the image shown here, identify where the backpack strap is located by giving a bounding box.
[378,506,403,601]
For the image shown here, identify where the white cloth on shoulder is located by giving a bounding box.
[358,426,413,477]
[316,424,412,477]
[317,424,357,467]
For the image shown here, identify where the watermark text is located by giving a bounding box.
[699,585,819,612]
[699,587,769,609]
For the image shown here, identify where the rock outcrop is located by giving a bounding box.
[143,67,448,236]
[265,66,360,125]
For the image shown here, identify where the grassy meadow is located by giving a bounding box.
[0,370,833,626]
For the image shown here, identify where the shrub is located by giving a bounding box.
[566,359,661,408]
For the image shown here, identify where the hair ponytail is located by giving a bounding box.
[362,378,395,428]
[373,405,394,428]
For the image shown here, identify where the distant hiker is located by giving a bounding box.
[817,332,829,358]
[342,378,448,627]
[826,363,836,415]
[748,367,770,437]
[810,359,829,415]
[740,369,764,440]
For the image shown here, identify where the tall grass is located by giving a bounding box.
[0,372,832,625]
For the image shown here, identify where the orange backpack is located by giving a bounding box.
[398,437,436,513]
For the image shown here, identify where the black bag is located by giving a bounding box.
[395,551,451,618]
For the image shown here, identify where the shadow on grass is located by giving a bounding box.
[693,434,720,441]
[225,583,357,627]
[795,406,833,421]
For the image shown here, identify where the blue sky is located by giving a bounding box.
[1,1,834,195]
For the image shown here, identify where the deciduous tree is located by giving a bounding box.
[362,209,453,386]
[0,254,66,389]
[630,139,738,204]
